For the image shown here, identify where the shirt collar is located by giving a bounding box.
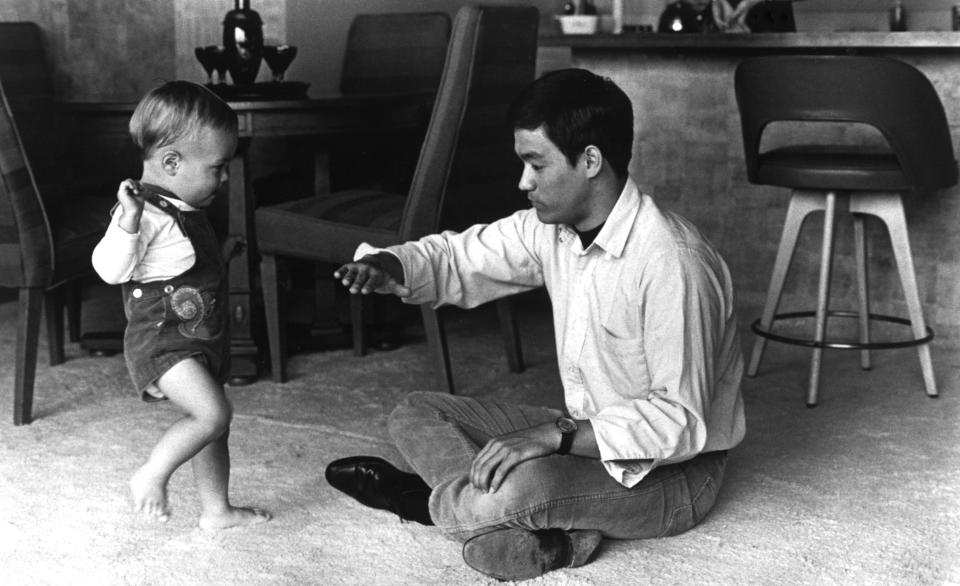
[588,177,641,258]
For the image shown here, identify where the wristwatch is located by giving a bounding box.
[555,417,578,455]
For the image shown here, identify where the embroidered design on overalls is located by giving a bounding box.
[169,285,218,339]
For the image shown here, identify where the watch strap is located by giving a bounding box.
[557,420,575,455]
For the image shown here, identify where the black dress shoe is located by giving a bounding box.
[325,456,433,525]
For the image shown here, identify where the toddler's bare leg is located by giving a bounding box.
[193,431,270,529]
[130,358,228,522]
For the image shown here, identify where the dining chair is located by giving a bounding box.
[332,11,452,195]
[255,5,540,391]
[340,12,452,95]
[0,23,110,424]
[735,55,956,406]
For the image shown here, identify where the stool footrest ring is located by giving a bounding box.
[751,310,934,350]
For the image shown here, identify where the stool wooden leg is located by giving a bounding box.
[261,254,287,383]
[808,192,838,407]
[748,191,823,377]
[854,194,937,397]
[853,214,872,370]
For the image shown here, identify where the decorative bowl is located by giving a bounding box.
[557,15,599,35]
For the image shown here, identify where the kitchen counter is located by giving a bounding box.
[540,31,960,52]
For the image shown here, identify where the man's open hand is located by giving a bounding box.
[470,422,560,493]
[334,256,411,297]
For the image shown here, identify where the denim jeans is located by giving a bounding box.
[388,391,728,543]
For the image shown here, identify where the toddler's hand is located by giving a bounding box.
[221,234,246,262]
[116,179,145,234]
[117,179,144,214]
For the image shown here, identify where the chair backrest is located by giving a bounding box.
[399,5,539,240]
[0,77,54,288]
[0,22,62,201]
[340,12,452,95]
[735,55,958,191]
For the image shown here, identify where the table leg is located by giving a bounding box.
[226,145,260,385]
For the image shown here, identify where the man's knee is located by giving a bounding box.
[388,391,446,439]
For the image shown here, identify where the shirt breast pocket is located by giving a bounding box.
[599,301,642,362]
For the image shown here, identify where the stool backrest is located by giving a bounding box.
[735,55,957,191]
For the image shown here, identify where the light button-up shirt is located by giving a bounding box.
[356,178,745,487]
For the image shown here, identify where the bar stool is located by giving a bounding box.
[734,55,957,406]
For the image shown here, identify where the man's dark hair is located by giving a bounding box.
[507,68,633,178]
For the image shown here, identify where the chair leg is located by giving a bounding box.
[807,192,838,407]
[349,294,367,357]
[67,280,82,343]
[260,254,287,383]
[748,191,823,377]
[496,297,524,373]
[15,287,44,425]
[853,214,872,370]
[420,304,454,393]
[44,288,65,366]
[853,193,937,397]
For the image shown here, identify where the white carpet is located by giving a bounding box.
[1,297,958,585]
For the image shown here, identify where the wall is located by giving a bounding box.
[0,0,285,101]
[0,0,562,100]
[285,0,563,95]
[5,0,960,100]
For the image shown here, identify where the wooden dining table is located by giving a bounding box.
[65,90,434,384]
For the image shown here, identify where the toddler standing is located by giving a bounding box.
[92,81,269,530]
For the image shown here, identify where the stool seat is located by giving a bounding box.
[758,145,906,191]
[735,55,956,406]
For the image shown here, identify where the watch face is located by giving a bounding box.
[557,417,578,433]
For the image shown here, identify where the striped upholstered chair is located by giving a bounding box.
[255,5,540,391]
[0,23,109,424]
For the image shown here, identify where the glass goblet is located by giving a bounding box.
[210,46,230,85]
[195,46,217,85]
[196,45,230,85]
[263,45,298,83]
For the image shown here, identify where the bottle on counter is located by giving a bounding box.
[889,0,908,31]
[563,1,577,15]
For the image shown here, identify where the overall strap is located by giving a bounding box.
[141,191,188,235]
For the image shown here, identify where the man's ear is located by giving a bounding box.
[161,150,181,176]
[582,145,603,179]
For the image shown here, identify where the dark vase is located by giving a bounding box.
[223,0,263,85]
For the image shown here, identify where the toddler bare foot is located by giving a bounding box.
[198,506,271,530]
[130,467,170,522]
